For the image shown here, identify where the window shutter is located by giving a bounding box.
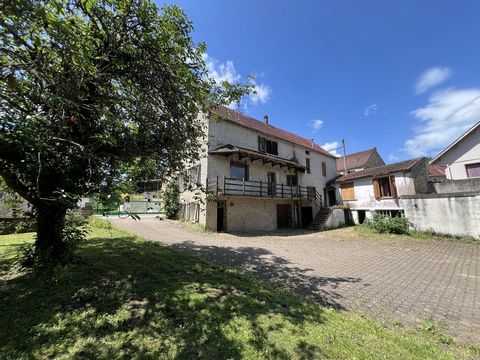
[272,141,278,155]
[373,178,380,199]
[258,136,265,152]
[389,176,397,198]
[340,182,355,200]
[196,165,201,185]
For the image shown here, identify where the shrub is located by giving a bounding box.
[363,214,409,234]
[162,182,180,219]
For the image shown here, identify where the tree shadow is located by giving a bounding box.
[169,240,361,308]
[0,234,360,359]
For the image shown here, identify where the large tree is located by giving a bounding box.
[0,0,250,262]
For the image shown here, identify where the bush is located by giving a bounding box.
[363,214,409,234]
[0,218,36,235]
[162,182,180,219]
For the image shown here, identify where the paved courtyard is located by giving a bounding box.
[110,217,480,343]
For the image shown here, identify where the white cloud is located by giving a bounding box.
[249,82,271,105]
[321,141,340,156]
[415,67,451,94]
[388,153,399,162]
[364,104,379,116]
[309,119,324,130]
[404,87,480,157]
[203,54,241,84]
[203,54,271,108]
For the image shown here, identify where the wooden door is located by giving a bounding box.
[277,204,292,228]
[217,201,225,232]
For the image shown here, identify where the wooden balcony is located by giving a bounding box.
[207,176,322,206]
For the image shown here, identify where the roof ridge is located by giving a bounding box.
[214,105,336,158]
[340,147,376,158]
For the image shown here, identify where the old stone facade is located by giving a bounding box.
[178,107,339,232]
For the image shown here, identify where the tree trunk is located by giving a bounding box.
[34,203,68,262]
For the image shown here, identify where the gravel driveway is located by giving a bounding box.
[110,217,480,344]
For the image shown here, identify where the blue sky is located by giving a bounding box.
[160,0,480,162]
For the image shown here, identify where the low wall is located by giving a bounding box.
[401,194,480,238]
[429,178,480,194]
[324,208,346,229]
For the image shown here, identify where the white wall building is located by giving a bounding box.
[430,121,480,180]
[334,158,429,223]
[178,106,339,232]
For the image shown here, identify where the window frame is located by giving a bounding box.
[465,162,480,178]
[286,174,298,186]
[230,161,248,180]
[373,176,397,199]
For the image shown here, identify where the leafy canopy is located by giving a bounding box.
[0,0,251,208]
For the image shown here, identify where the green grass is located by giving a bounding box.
[351,225,479,243]
[0,220,478,359]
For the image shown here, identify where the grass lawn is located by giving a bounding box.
[0,219,478,359]
[323,225,479,244]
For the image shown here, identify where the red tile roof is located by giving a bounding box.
[336,158,425,182]
[336,147,379,172]
[212,106,336,158]
[428,164,446,177]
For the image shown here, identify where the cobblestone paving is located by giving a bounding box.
[110,218,480,343]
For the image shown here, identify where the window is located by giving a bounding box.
[322,161,327,177]
[341,182,355,200]
[306,158,311,173]
[258,136,278,155]
[305,150,310,155]
[466,163,480,178]
[373,176,397,198]
[286,175,298,186]
[189,165,201,186]
[230,161,248,180]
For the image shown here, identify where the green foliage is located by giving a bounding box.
[0,224,477,359]
[0,0,252,260]
[0,219,36,235]
[363,214,410,234]
[162,182,180,219]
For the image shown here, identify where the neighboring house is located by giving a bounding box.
[336,147,385,174]
[428,164,446,182]
[178,106,339,232]
[430,121,480,180]
[335,158,428,224]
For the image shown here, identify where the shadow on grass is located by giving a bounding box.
[0,234,359,359]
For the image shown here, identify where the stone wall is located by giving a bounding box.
[429,178,480,194]
[401,194,480,238]
[323,208,346,229]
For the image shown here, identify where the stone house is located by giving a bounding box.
[336,147,385,174]
[430,121,480,180]
[177,106,339,232]
[334,158,429,224]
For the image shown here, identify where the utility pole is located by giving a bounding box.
[342,139,347,173]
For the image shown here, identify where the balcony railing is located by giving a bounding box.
[207,176,322,206]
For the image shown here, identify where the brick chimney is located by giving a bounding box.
[264,115,269,125]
